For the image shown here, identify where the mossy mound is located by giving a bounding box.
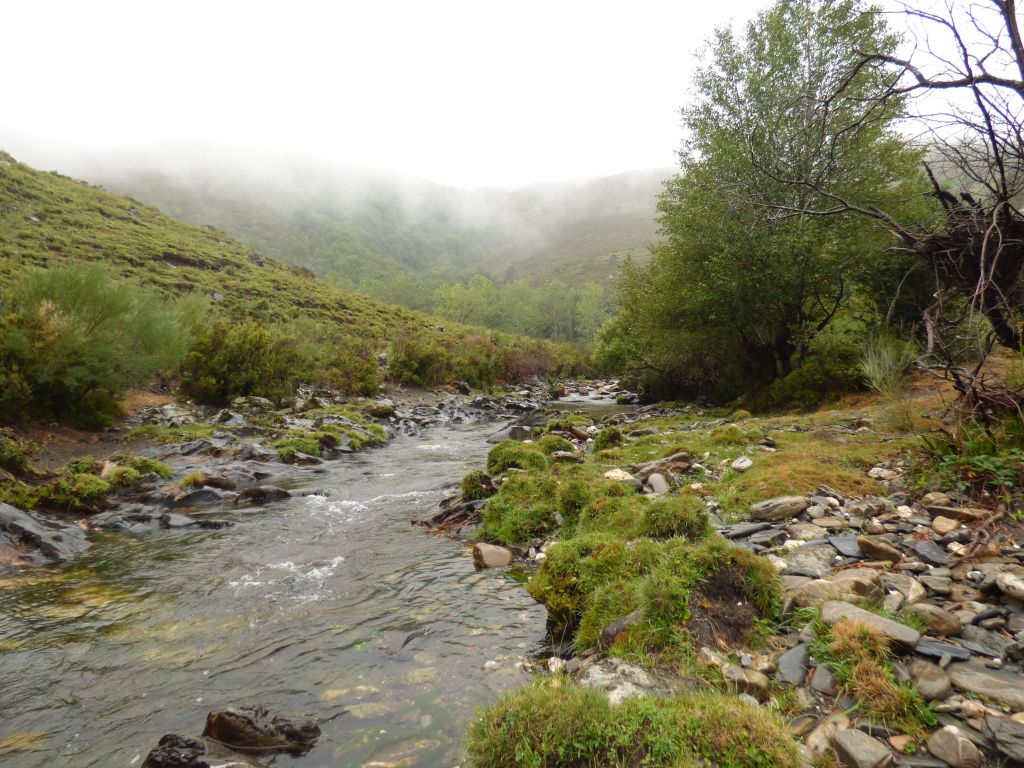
[529,535,779,658]
[486,440,549,474]
[467,680,799,768]
[461,470,496,501]
[593,426,624,451]
[537,434,574,455]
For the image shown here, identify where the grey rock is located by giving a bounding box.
[776,644,810,686]
[234,486,291,506]
[0,502,90,563]
[926,725,982,768]
[830,535,864,558]
[722,663,769,702]
[830,728,893,767]
[984,715,1024,762]
[906,658,951,701]
[170,488,224,508]
[811,664,837,695]
[914,639,971,662]
[948,658,1024,711]
[910,539,949,566]
[856,535,903,562]
[908,603,961,636]
[722,522,772,539]
[750,495,810,522]
[996,573,1024,602]
[782,543,839,578]
[959,625,1012,657]
[819,600,921,649]
[881,572,927,605]
[646,472,670,494]
[472,543,514,568]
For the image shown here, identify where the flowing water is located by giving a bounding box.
[0,420,549,767]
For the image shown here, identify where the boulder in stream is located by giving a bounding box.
[0,502,90,565]
[202,705,320,756]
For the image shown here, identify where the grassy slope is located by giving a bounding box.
[0,151,521,347]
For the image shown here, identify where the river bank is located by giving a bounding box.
[430,390,1024,768]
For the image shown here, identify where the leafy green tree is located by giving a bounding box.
[614,0,923,398]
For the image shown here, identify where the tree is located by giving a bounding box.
[760,1,1024,358]
[616,0,922,397]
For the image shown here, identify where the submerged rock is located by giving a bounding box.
[202,705,320,756]
[141,734,208,768]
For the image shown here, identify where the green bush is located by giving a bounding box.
[178,321,305,405]
[861,336,917,397]
[0,431,34,473]
[46,472,111,511]
[467,681,799,768]
[106,466,141,488]
[388,333,453,387]
[0,264,191,428]
[486,440,548,474]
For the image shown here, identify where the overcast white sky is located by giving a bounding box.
[0,0,771,186]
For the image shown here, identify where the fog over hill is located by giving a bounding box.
[18,142,668,296]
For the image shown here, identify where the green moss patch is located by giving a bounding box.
[467,680,799,768]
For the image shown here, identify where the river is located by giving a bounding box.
[0,419,548,767]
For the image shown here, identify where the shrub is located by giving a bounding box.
[486,440,548,474]
[0,264,191,428]
[178,321,304,406]
[179,471,207,488]
[537,434,574,455]
[0,431,34,473]
[461,470,495,501]
[861,336,917,398]
[467,681,799,768]
[388,333,452,387]
[125,455,173,479]
[592,426,623,451]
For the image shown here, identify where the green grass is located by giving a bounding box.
[124,423,215,444]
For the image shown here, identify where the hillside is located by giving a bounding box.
[59,147,667,294]
[0,150,498,345]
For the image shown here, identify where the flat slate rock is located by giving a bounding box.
[782,543,838,579]
[914,639,972,662]
[958,625,1012,658]
[722,522,772,539]
[820,600,921,650]
[909,539,949,566]
[829,535,864,558]
[948,658,1024,711]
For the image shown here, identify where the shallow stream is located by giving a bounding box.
[0,420,548,767]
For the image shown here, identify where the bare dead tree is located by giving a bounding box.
[748,0,1024,417]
